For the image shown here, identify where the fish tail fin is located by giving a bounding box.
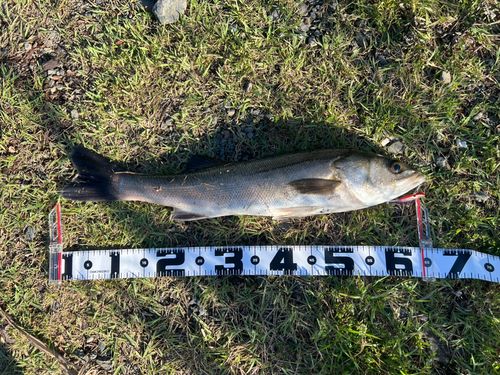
[61,146,126,202]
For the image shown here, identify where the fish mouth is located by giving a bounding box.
[396,171,426,189]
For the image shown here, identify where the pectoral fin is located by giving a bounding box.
[288,179,341,195]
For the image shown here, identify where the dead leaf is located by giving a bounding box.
[0,324,16,345]
[42,59,59,71]
[0,308,79,375]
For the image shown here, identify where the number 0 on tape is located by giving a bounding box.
[48,199,499,284]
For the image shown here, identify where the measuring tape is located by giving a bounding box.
[48,199,499,284]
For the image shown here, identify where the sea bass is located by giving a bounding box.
[61,146,426,221]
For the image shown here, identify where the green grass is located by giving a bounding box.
[1,0,500,373]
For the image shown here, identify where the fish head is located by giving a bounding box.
[333,152,426,206]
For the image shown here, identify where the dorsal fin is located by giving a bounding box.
[185,155,225,172]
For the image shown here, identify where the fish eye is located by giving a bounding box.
[390,161,403,174]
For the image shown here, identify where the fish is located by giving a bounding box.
[61,146,426,221]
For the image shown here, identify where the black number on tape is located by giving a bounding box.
[62,254,73,280]
[215,248,243,275]
[270,248,297,274]
[156,250,185,277]
[110,252,120,279]
[325,247,354,276]
[385,248,413,276]
[444,250,471,279]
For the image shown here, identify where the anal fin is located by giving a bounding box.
[171,209,216,221]
[271,206,324,220]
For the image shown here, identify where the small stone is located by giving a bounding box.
[307,37,317,47]
[354,19,366,27]
[153,0,187,24]
[227,109,235,117]
[243,81,252,92]
[74,349,87,361]
[377,54,388,66]
[472,192,490,203]
[279,222,292,232]
[387,141,405,155]
[472,112,483,122]
[299,19,311,33]
[98,340,106,353]
[246,133,254,139]
[435,133,444,142]
[70,109,79,120]
[212,116,218,125]
[47,69,57,76]
[243,126,254,133]
[229,24,238,33]
[381,138,391,147]
[96,357,113,372]
[24,226,35,241]
[456,139,467,149]
[24,43,32,51]
[271,9,281,21]
[44,31,60,47]
[441,71,452,84]
[297,3,309,16]
[434,156,449,169]
[355,31,368,49]
[451,35,461,45]
[42,59,60,71]
[425,330,452,366]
